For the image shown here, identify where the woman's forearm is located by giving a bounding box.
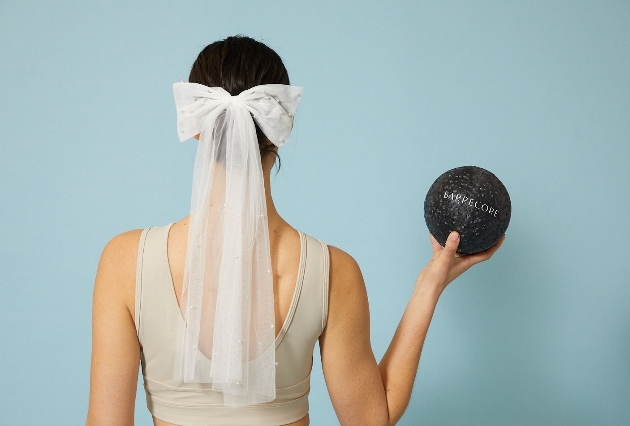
[375,231,503,425]
[378,282,441,425]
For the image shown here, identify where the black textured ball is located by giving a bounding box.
[424,166,511,254]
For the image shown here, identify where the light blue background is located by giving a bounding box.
[1,1,629,425]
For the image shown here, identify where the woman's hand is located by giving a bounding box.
[417,231,506,296]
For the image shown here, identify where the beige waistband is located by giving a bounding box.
[145,374,310,426]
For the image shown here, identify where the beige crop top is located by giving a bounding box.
[134,223,330,426]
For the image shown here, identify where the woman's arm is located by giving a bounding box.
[86,230,143,426]
[319,231,505,425]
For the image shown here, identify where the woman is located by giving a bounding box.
[86,35,504,426]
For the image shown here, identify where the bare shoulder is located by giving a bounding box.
[327,245,366,295]
[98,229,144,281]
[324,245,371,336]
[95,229,144,315]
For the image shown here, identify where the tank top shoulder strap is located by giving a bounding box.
[134,223,177,339]
[302,232,330,334]
[275,231,330,346]
[134,227,150,336]
[273,230,330,388]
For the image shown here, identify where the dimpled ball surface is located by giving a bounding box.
[424,166,511,254]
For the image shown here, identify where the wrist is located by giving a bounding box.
[412,276,443,302]
[415,268,446,297]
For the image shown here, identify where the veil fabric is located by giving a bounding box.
[172,82,303,406]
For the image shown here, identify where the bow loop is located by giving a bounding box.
[239,85,303,147]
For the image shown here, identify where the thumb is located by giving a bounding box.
[443,231,460,256]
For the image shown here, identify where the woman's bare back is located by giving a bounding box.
[166,216,303,345]
[153,216,309,426]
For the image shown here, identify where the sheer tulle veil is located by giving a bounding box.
[171,82,302,406]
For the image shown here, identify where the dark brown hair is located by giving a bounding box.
[189,35,290,167]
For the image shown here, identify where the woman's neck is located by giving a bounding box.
[262,155,286,233]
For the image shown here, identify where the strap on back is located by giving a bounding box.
[134,227,150,337]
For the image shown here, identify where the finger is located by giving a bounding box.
[442,231,460,258]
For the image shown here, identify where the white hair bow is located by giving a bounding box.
[172,82,303,406]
